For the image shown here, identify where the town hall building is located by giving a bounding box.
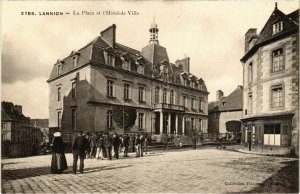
[47,22,209,142]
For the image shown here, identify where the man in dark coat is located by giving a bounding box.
[103,132,112,160]
[72,131,90,174]
[112,133,121,159]
[89,132,98,159]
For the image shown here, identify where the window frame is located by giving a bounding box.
[248,92,253,114]
[271,47,285,74]
[270,84,284,109]
[163,88,167,103]
[124,83,131,100]
[71,108,77,131]
[71,82,76,99]
[155,87,160,104]
[107,80,115,97]
[107,109,113,129]
[138,112,144,130]
[57,87,61,102]
[273,21,283,35]
[138,86,145,102]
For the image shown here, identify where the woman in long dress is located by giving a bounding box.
[50,132,67,174]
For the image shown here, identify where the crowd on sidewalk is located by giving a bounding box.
[50,131,150,174]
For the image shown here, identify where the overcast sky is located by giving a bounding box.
[1,1,298,118]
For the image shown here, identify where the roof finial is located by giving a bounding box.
[275,2,278,10]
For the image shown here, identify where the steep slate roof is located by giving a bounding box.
[1,101,29,122]
[241,8,299,62]
[208,86,243,113]
[47,25,208,92]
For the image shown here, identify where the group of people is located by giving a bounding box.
[50,131,150,174]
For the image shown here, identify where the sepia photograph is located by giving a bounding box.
[1,0,299,193]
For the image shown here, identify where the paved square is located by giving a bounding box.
[2,149,298,193]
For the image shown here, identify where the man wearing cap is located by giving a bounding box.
[72,130,89,174]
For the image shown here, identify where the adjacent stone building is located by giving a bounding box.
[240,5,299,155]
[208,86,243,138]
[48,22,209,142]
[1,101,43,157]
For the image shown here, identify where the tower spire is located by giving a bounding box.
[149,17,159,44]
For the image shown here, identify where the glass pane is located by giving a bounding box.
[263,134,269,145]
[264,125,269,134]
[275,124,281,134]
[274,134,281,145]
[269,134,275,145]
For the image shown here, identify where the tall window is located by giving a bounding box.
[199,83,203,90]
[107,80,114,97]
[57,111,61,128]
[57,87,61,102]
[191,98,195,109]
[138,113,144,129]
[273,21,283,35]
[108,55,114,66]
[155,87,160,103]
[248,63,253,83]
[272,48,284,73]
[248,93,253,114]
[170,90,174,105]
[182,96,186,107]
[138,86,145,102]
[163,88,167,103]
[123,60,130,71]
[71,108,77,130]
[72,82,76,99]
[272,85,283,108]
[107,110,113,128]
[199,98,203,111]
[199,119,202,131]
[191,118,195,130]
[264,124,281,145]
[124,83,130,100]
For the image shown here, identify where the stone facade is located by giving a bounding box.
[48,23,209,142]
[241,6,299,155]
[208,86,243,136]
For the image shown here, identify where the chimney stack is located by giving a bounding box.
[175,56,190,73]
[100,24,116,48]
[14,105,22,114]
[245,28,258,53]
[216,90,224,101]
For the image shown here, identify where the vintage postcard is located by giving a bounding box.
[1,0,299,193]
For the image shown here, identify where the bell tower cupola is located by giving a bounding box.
[149,17,159,45]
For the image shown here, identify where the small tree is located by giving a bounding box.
[112,107,137,132]
[225,120,241,133]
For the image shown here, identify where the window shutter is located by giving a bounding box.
[281,124,289,146]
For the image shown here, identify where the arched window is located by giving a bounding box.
[170,90,174,105]
[163,88,167,103]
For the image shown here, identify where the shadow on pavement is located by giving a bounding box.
[245,160,299,193]
[83,165,134,174]
[2,166,51,181]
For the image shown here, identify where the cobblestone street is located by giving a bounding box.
[2,149,299,193]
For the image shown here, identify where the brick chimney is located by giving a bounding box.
[14,105,22,114]
[100,24,116,48]
[245,28,259,53]
[175,56,190,73]
[216,90,224,101]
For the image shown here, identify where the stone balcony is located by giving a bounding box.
[154,103,185,112]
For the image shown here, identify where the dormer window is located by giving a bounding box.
[273,21,283,35]
[72,55,78,67]
[137,64,145,75]
[107,54,115,66]
[57,63,62,75]
[123,60,130,71]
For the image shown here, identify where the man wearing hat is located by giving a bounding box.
[72,130,90,174]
